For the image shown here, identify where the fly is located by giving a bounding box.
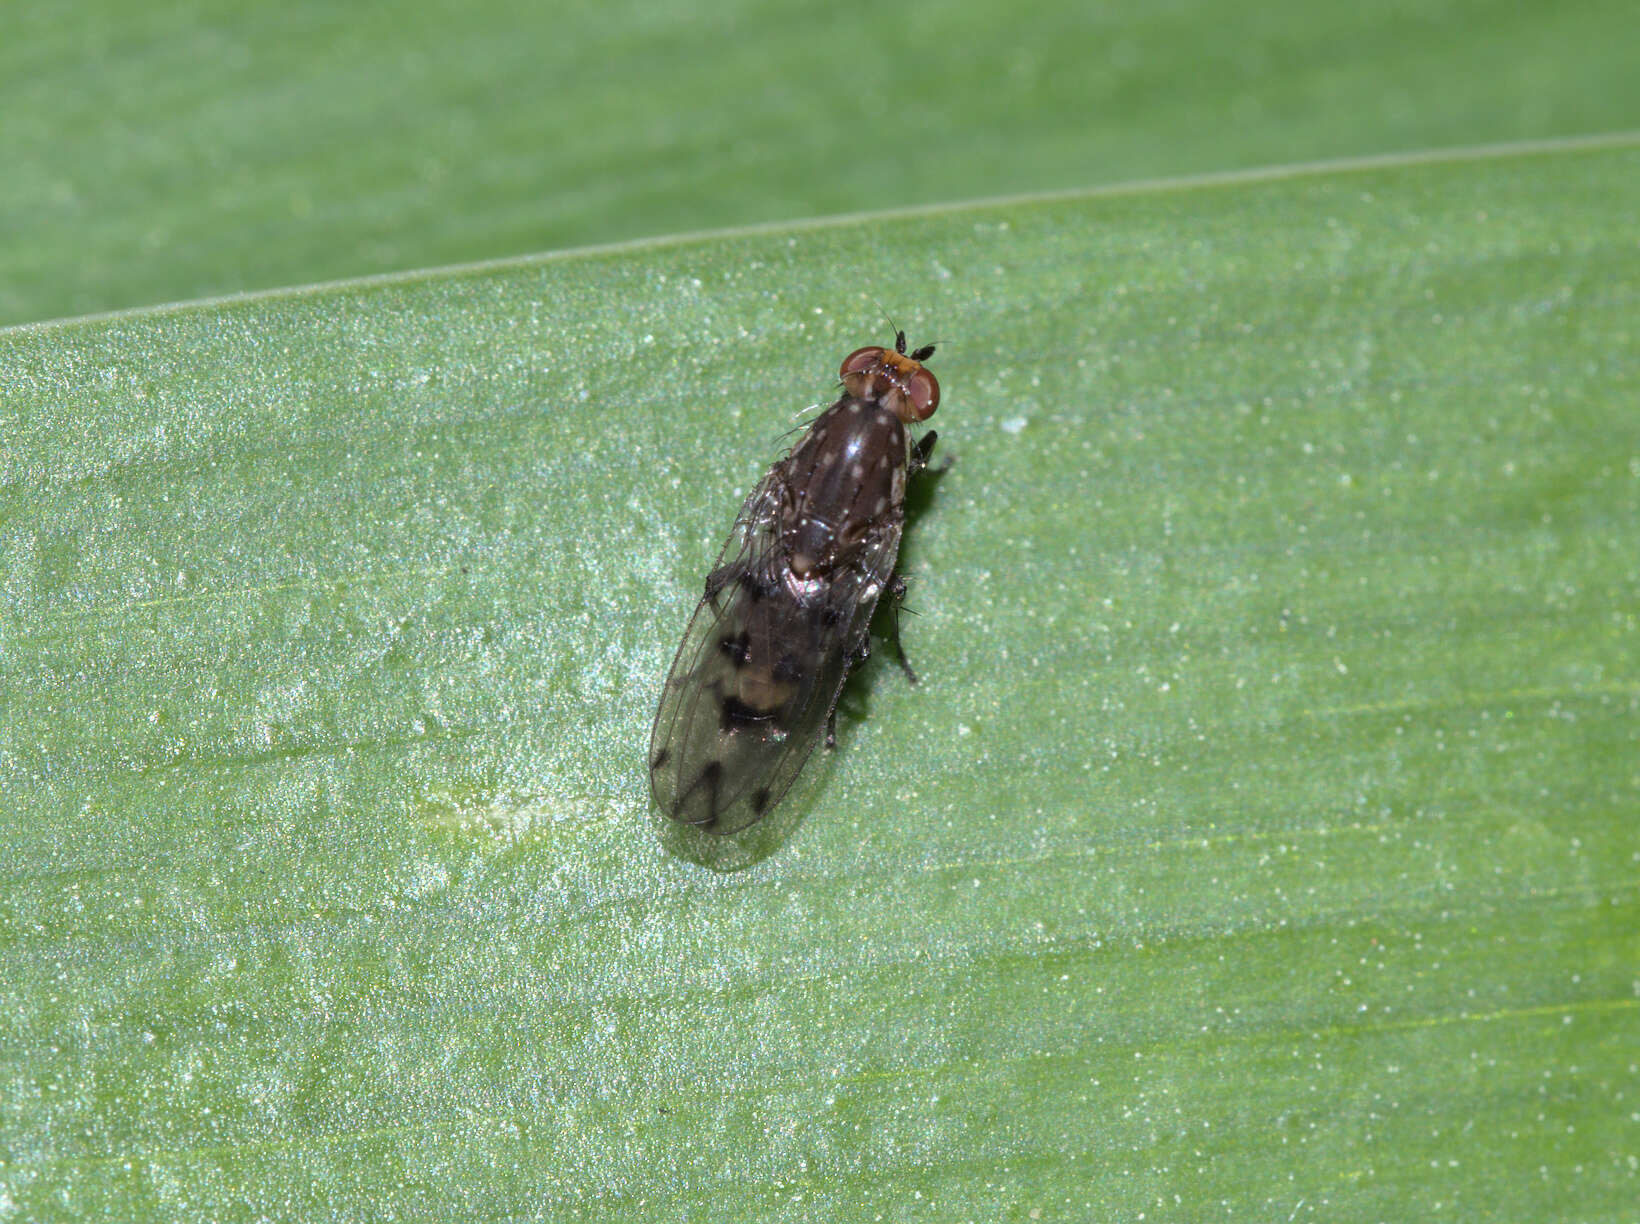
[649,331,943,834]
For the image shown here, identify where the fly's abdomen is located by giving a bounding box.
[717,588,806,728]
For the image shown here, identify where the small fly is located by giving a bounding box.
[649,331,943,834]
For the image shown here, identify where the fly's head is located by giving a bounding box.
[839,331,940,424]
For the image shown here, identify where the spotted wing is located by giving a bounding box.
[649,475,905,834]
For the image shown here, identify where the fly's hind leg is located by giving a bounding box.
[882,573,921,685]
[826,633,875,748]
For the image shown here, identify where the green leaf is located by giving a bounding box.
[4,140,1637,1219]
[6,0,1640,325]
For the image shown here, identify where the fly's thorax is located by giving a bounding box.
[780,397,909,578]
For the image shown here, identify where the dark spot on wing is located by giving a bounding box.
[719,630,751,667]
[704,563,737,602]
[650,747,670,771]
[674,759,725,824]
[720,693,775,731]
[751,788,772,815]
[739,570,776,602]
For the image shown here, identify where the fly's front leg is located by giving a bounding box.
[909,429,939,477]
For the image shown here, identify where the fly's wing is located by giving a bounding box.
[649,480,905,834]
[648,470,786,830]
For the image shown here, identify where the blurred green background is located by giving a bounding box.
[4,0,1638,326]
[4,3,1638,1221]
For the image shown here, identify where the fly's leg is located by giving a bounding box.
[827,570,925,747]
[883,574,920,684]
[909,430,939,477]
[826,634,875,748]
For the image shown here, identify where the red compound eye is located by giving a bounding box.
[903,365,940,421]
[839,346,888,379]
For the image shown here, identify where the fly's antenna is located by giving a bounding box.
[866,296,902,349]
[864,297,944,359]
